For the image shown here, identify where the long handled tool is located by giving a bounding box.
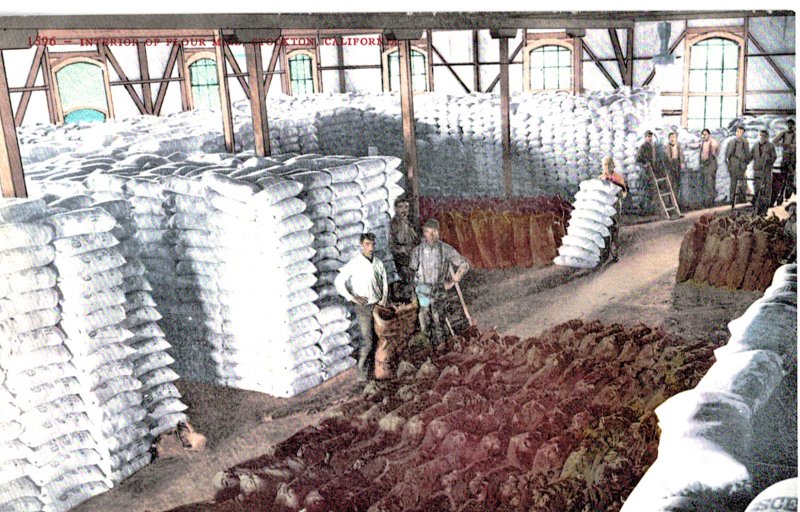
[450,267,476,327]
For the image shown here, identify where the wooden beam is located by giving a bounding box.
[642,28,686,87]
[573,36,583,93]
[0,52,27,197]
[223,43,251,100]
[101,43,151,116]
[472,29,481,92]
[314,32,324,93]
[608,29,628,85]
[499,37,512,198]
[398,40,420,225]
[426,29,434,92]
[582,40,619,89]
[625,27,634,87]
[214,30,235,152]
[244,42,269,157]
[336,35,346,92]
[741,17,749,114]
[430,44,470,93]
[748,33,795,93]
[14,45,45,126]
[136,42,153,115]
[176,44,190,111]
[153,44,180,116]
[41,47,57,124]
[487,38,524,93]
[264,44,281,91]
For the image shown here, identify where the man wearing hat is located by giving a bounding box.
[389,197,419,300]
[409,219,470,347]
[334,232,388,381]
[773,118,796,202]
[726,125,751,208]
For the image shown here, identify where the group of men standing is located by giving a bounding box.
[334,200,469,381]
[635,119,795,215]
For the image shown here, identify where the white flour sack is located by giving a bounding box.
[45,207,117,238]
[0,223,55,251]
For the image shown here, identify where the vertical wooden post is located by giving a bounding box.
[472,29,481,92]
[0,52,27,198]
[137,42,153,114]
[499,37,512,198]
[626,27,634,87]
[399,40,420,225]
[741,17,749,115]
[314,32,323,93]
[214,30,235,153]
[280,45,290,95]
[41,47,58,124]
[426,29,434,92]
[245,42,270,157]
[176,44,190,111]
[336,35,346,92]
[573,36,583,94]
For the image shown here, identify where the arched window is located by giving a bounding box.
[527,44,573,91]
[187,56,220,110]
[685,36,742,130]
[53,59,113,124]
[383,48,428,93]
[64,109,107,123]
[287,50,317,95]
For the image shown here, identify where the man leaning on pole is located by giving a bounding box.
[409,219,470,347]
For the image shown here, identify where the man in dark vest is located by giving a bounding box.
[751,129,778,215]
[726,125,751,207]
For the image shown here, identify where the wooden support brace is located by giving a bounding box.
[0,52,27,197]
[244,43,270,157]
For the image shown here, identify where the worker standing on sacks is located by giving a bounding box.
[409,219,470,347]
[334,233,388,381]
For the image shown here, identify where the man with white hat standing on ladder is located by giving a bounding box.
[409,219,470,347]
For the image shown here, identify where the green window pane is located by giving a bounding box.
[723,44,739,68]
[722,69,738,93]
[688,38,740,129]
[722,96,739,119]
[530,45,572,90]
[55,62,108,115]
[288,53,315,96]
[387,49,427,92]
[706,72,723,93]
[690,45,707,68]
[64,108,106,124]
[189,58,220,110]
[689,70,706,92]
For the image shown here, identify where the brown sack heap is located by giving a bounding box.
[373,300,420,379]
[677,213,788,292]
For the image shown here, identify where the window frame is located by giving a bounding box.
[381,46,430,94]
[285,49,319,96]
[50,56,114,125]
[184,51,220,111]
[523,36,581,94]
[682,30,745,129]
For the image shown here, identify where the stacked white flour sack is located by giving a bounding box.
[554,178,622,269]
[168,169,325,397]
[0,199,110,512]
[46,205,155,488]
[91,197,188,439]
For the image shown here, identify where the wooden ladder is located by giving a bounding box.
[649,154,683,220]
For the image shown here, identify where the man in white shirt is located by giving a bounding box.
[334,232,388,381]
